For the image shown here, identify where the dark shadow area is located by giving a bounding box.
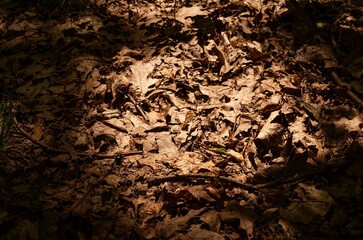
[0,1,156,239]
[252,0,363,238]
[279,0,363,76]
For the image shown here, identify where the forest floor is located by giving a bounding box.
[0,0,363,239]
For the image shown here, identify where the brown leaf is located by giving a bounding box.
[200,210,221,233]
[219,201,257,239]
[5,219,38,240]
[188,185,216,202]
[184,225,224,240]
[156,208,205,239]
[254,111,286,150]
[281,183,333,224]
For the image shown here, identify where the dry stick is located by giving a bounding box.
[148,171,322,191]
[148,174,255,190]
[13,116,143,160]
[331,71,363,107]
[13,116,134,214]
[126,93,149,122]
[172,0,180,19]
[13,116,69,154]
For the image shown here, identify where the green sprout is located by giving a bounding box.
[215,147,227,153]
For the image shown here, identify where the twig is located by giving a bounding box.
[148,174,257,190]
[127,93,149,122]
[173,0,176,19]
[148,174,247,190]
[148,171,322,190]
[253,171,319,188]
[13,116,69,154]
[13,116,143,160]
[331,71,362,107]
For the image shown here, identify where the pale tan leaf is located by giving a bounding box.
[129,60,159,98]
[176,5,207,24]
[156,132,179,157]
[255,111,286,150]
[172,151,215,174]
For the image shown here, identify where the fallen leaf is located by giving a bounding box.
[156,208,205,239]
[188,185,216,202]
[219,201,257,239]
[281,183,333,224]
[200,210,221,233]
[184,225,224,240]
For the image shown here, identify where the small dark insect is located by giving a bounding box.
[114,154,124,166]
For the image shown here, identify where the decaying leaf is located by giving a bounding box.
[255,111,286,150]
[184,225,224,240]
[200,210,221,233]
[188,185,216,202]
[281,183,333,224]
[156,208,205,239]
[219,201,257,239]
[2,0,363,239]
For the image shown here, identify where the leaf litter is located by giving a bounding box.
[0,0,363,239]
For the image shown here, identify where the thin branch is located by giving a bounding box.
[331,71,363,107]
[127,93,149,122]
[148,171,323,191]
[13,116,142,160]
[149,174,252,190]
